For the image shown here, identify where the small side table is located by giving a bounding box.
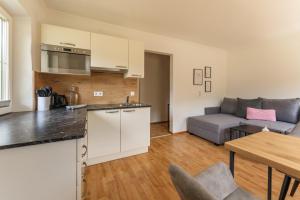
[229,125,263,140]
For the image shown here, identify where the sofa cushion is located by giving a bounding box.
[246,107,276,122]
[221,98,237,114]
[289,122,300,136]
[187,114,245,144]
[235,98,263,118]
[262,98,300,124]
[189,114,245,133]
[241,120,295,133]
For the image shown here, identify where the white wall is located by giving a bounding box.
[140,52,170,123]
[0,0,46,112]
[18,0,46,71]
[11,17,34,111]
[227,33,300,99]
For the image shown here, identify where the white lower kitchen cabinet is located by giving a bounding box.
[121,108,150,151]
[0,140,79,200]
[87,110,121,160]
[87,107,150,165]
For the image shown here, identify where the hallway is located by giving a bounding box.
[150,122,171,138]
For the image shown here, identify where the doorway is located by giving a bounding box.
[140,52,171,138]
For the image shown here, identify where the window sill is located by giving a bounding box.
[0,100,11,108]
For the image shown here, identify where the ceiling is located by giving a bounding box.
[0,0,27,16]
[43,0,300,48]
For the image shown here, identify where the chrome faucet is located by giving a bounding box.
[126,96,130,105]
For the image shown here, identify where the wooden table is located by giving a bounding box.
[225,132,300,200]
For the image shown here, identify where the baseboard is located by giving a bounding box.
[173,130,187,134]
[87,146,149,166]
[151,121,169,124]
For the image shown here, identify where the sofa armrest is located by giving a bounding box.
[290,122,300,137]
[205,107,221,115]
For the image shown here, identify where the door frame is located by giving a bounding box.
[140,50,174,133]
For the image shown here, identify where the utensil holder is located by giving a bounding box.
[37,96,51,111]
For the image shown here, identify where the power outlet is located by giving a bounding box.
[130,91,135,96]
[94,91,103,97]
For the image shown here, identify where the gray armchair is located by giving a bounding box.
[169,162,259,200]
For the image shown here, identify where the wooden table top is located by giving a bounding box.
[225,132,300,179]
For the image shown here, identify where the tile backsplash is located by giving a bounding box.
[35,72,139,105]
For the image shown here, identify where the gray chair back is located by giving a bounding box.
[169,163,238,200]
[169,164,216,200]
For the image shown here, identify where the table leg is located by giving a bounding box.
[230,151,235,177]
[268,167,272,200]
[290,180,299,197]
[279,175,291,200]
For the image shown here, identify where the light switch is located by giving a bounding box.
[130,91,135,96]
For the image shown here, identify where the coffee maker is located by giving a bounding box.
[51,93,67,109]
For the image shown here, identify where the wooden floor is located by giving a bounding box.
[85,133,300,200]
[150,122,171,138]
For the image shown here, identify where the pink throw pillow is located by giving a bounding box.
[246,107,276,122]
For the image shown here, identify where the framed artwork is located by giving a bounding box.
[205,81,211,92]
[193,69,203,85]
[204,66,212,78]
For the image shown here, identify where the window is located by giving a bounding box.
[0,16,9,108]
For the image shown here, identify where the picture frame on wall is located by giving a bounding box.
[205,81,212,92]
[193,69,203,85]
[204,66,212,78]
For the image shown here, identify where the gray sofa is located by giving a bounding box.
[187,98,300,144]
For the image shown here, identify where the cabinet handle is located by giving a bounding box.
[115,66,127,69]
[82,145,87,158]
[106,110,119,113]
[59,42,76,47]
[131,74,141,77]
[123,109,135,112]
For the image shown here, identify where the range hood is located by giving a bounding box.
[90,66,128,73]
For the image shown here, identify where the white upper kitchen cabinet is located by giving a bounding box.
[121,108,150,152]
[88,110,121,159]
[125,40,145,78]
[41,24,91,49]
[91,33,129,70]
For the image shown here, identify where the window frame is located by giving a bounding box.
[0,6,12,114]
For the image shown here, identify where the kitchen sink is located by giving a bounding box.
[119,103,143,107]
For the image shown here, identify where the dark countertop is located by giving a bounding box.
[0,108,87,150]
[87,103,151,111]
[0,103,150,150]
